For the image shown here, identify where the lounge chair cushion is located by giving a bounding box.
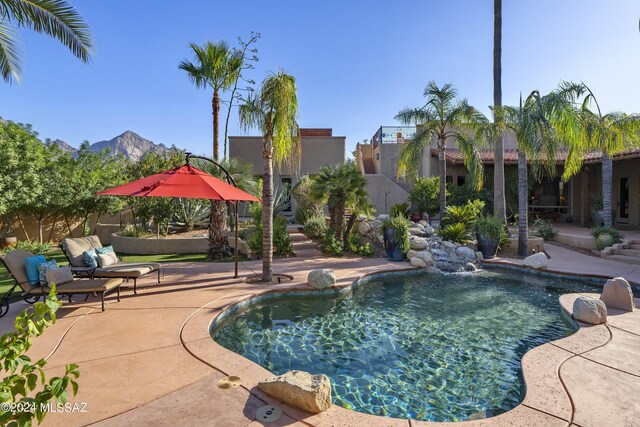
[25,255,46,285]
[82,250,98,268]
[93,262,160,278]
[26,277,123,295]
[38,260,58,285]
[62,236,102,267]
[45,266,74,286]
[3,250,35,290]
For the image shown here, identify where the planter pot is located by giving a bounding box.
[476,231,499,259]
[0,236,17,248]
[383,227,404,261]
[595,233,616,250]
[591,209,616,226]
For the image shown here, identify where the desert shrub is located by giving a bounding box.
[533,219,558,240]
[389,202,411,219]
[356,242,373,257]
[448,184,493,212]
[409,176,441,216]
[322,230,344,256]
[0,240,52,256]
[441,200,485,229]
[247,215,293,256]
[292,175,323,224]
[303,215,327,240]
[439,222,472,244]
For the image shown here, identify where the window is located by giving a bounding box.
[446,176,453,184]
[457,176,466,186]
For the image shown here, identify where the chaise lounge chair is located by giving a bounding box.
[60,236,161,294]
[1,250,123,314]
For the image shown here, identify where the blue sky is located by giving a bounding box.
[1,0,639,157]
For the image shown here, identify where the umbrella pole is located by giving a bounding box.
[234,202,239,278]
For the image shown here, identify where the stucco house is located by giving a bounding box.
[357,125,640,227]
[229,128,345,215]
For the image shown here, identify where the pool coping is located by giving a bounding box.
[180,261,626,426]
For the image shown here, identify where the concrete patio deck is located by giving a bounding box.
[1,249,639,426]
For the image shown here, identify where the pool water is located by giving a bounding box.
[212,269,606,422]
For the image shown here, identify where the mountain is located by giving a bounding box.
[87,131,169,161]
[49,139,76,153]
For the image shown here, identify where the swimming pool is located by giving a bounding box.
[211,269,606,422]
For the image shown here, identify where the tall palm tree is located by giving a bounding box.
[309,161,370,241]
[239,70,300,282]
[179,40,240,160]
[493,0,506,221]
[396,81,487,217]
[496,91,565,256]
[557,82,640,227]
[0,0,93,83]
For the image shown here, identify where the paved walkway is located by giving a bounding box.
[0,250,639,426]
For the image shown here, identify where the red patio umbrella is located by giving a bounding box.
[98,160,260,278]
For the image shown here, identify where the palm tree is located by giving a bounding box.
[192,156,259,257]
[396,81,487,217]
[179,40,241,160]
[496,91,566,256]
[493,0,506,221]
[557,82,640,227]
[239,70,300,282]
[309,161,371,241]
[0,0,93,83]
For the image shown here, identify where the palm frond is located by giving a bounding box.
[0,19,21,83]
[454,131,483,190]
[8,0,93,62]
[396,128,435,180]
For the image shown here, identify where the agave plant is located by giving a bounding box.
[172,198,210,231]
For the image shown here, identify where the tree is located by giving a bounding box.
[497,92,559,257]
[310,161,370,242]
[239,71,300,282]
[395,82,486,217]
[179,40,240,160]
[222,32,260,159]
[0,0,93,83]
[558,82,640,227]
[493,0,506,221]
[409,176,440,217]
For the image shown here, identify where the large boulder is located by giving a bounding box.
[409,236,428,250]
[475,251,484,261]
[357,221,371,236]
[456,246,476,260]
[600,277,635,312]
[523,253,547,269]
[307,269,336,289]
[413,250,433,264]
[410,257,427,268]
[573,297,607,325]
[258,370,331,414]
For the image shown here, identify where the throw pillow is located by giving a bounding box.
[37,260,58,286]
[97,251,118,267]
[25,255,47,286]
[95,245,115,255]
[45,266,74,286]
[82,249,98,269]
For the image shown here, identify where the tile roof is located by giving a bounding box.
[431,147,640,165]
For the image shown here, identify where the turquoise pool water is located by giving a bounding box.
[211,269,606,422]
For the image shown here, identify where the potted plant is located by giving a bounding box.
[590,196,604,227]
[476,215,507,259]
[382,214,410,261]
[591,226,623,250]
